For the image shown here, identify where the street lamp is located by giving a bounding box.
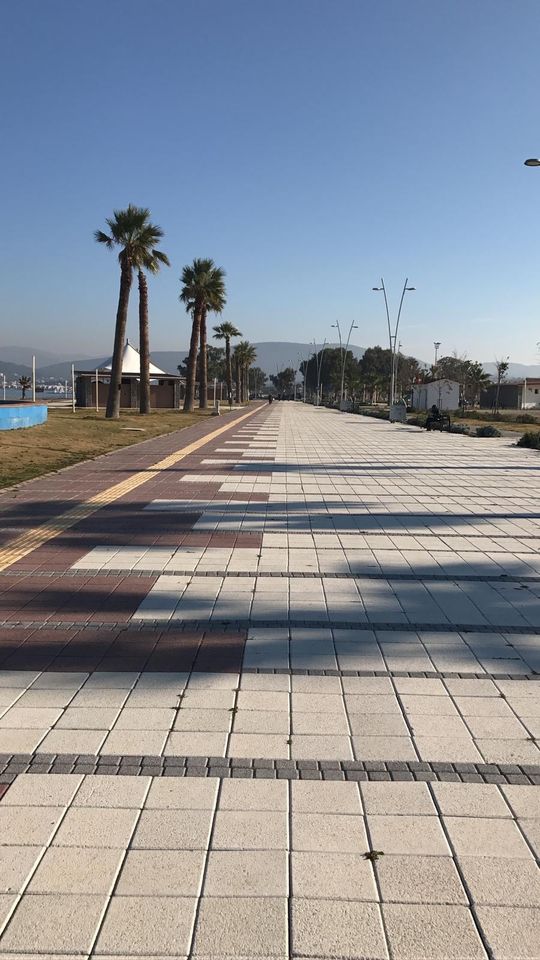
[434,341,441,366]
[332,320,358,407]
[372,279,415,406]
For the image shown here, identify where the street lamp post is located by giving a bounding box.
[372,279,415,406]
[434,341,441,367]
[332,320,358,407]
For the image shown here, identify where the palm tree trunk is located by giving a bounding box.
[225,338,232,406]
[183,306,202,413]
[199,308,208,409]
[106,256,132,419]
[138,270,151,415]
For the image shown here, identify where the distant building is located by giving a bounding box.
[480,378,540,410]
[75,340,185,409]
[412,379,460,411]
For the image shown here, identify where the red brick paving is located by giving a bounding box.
[0,625,247,673]
[0,404,272,671]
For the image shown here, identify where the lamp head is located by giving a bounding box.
[372,287,382,291]
[524,158,540,167]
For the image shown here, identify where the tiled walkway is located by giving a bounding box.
[0,403,538,957]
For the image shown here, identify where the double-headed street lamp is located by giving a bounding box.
[331,319,358,406]
[372,278,415,405]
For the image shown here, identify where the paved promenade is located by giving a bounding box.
[0,403,538,958]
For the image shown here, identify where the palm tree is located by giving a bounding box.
[136,247,170,414]
[179,259,226,412]
[95,205,168,419]
[234,341,257,403]
[18,376,31,400]
[213,321,242,406]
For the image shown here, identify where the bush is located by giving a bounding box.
[449,424,470,435]
[407,415,425,427]
[515,414,537,424]
[517,431,540,449]
[357,407,389,421]
[475,425,502,438]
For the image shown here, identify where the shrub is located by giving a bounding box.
[475,425,502,438]
[517,431,540,449]
[515,414,537,424]
[357,407,389,421]
[449,424,470,435]
[407,415,425,427]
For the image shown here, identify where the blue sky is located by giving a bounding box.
[2,0,540,363]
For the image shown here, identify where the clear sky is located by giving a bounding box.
[2,0,540,363]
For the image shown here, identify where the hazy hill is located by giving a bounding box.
[481,362,540,379]
[0,346,86,367]
[0,360,33,378]
[35,342,366,379]
[4,342,540,382]
[38,357,110,379]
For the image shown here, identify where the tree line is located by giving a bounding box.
[95,205,259,418]
[294,346,497,406]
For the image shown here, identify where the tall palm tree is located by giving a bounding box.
[136,247,170,414]
[179,259,226,412]
[213,321,242,406]
[95,205,167,419]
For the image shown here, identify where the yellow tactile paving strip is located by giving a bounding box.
[0,405,263,573]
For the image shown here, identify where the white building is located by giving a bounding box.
[412,379,460,412]
[520,379,540,409]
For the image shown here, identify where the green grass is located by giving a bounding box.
[0,407,213,489]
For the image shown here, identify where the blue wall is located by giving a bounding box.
[0,405,48,430]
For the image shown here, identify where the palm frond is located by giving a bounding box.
[94,229,113,247]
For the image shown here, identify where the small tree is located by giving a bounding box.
[19,376,32,400]
[270,367,296,397]
[250,367,268,395]
[494,357,510,413]
[465,361,491,407]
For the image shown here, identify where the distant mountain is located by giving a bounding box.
[482,362,540,379]
[38,352,187,379]
[36,342,366,380]
[0,360,33,379]
[18,341,540,383]
[38,357,110,379]
[0,346,87,367]
[250,341,364,375]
